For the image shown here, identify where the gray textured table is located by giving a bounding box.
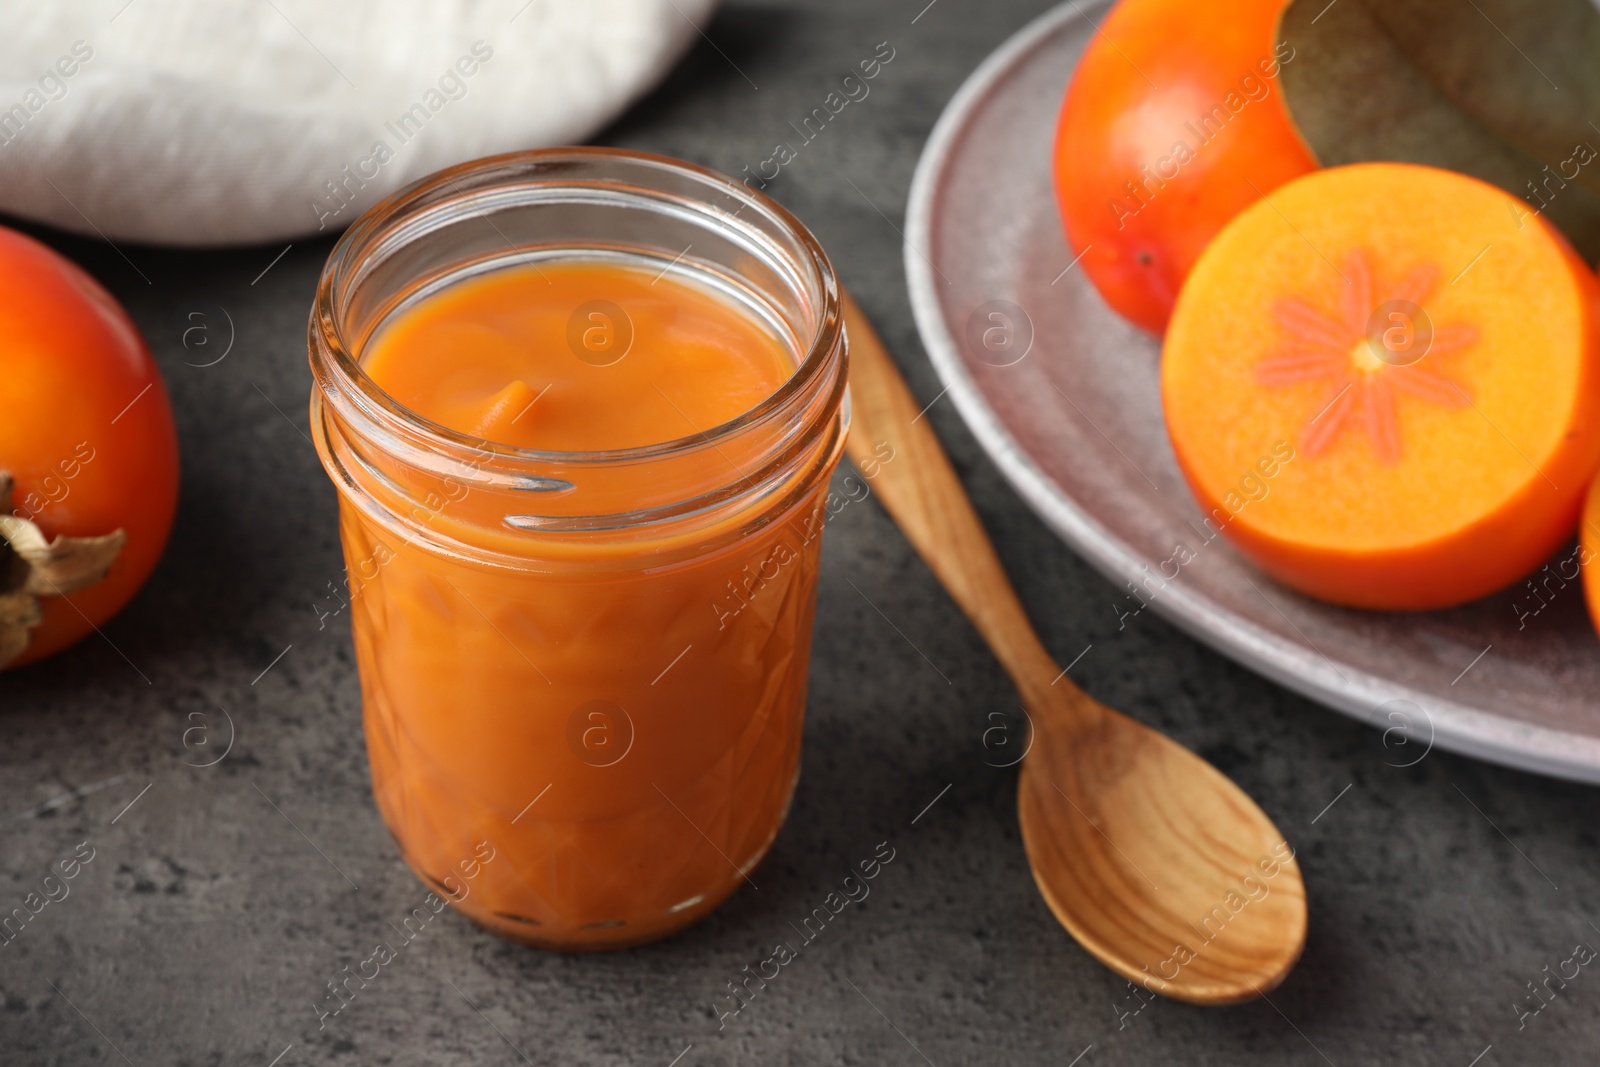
[3,1,1597,1063]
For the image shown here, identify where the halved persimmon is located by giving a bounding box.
[1163,162,1600,610]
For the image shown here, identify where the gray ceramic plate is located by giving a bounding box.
[903,0,1600,782]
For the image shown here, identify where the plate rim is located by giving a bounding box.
[901,0,1600,783]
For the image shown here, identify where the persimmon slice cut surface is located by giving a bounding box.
[1162,162,1600,610]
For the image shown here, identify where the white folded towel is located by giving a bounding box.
[0,0,717,246]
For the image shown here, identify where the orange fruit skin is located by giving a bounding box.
[1581,474,1600,634]
[1,227,180,669]
[1053,0,1316,334]
[1163,163,1600,611]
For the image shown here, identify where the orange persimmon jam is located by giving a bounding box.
[363,262,795,451]
[309,149,848,949]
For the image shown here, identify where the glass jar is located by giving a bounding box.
[308,148,847,949]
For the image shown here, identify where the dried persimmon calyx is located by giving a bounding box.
[0,470,125,668]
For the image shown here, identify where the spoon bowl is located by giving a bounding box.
[1016,684,1305,1002]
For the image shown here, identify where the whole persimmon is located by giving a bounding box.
[0,227,179,671]
[1054,0,1316,334]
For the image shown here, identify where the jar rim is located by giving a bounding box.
[311,146,842,466]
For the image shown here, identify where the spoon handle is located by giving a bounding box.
[842,293,1060,696]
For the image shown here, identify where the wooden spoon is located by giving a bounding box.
[840,292,1306,1004]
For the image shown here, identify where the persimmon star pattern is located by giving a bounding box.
[1254,249,1478,464]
